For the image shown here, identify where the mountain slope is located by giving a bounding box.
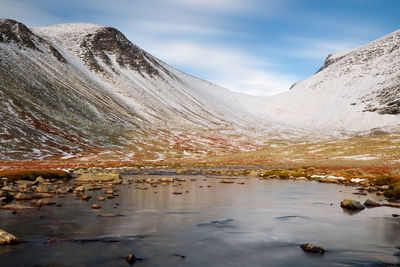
[255,30,400,134]
[31,22,269,131]
[0,19,275,161]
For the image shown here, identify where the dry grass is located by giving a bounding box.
[187,132,400,170]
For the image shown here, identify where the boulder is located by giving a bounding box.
[340,199,365,210]
[0,190,12,199]
[36,185,54,194]
[32,176,45,185]
[14,193,34,200]
[74,172,121,183]
[0,230,21,245]
[81,194,91,201]
[35,193,53,198]
[126,253,138,264]
[296,177,308,181]
[380,185,389,190]
[74,185,85,193]
[32,199,55,206]
[300,243,325,254]
[1,186,16,192]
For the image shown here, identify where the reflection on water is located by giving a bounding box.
[0,175,400,266]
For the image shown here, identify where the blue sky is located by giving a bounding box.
[1,0,399,96]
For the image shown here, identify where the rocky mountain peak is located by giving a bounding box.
[0,19,66,62]
[317,30,400,74]
[79,26,161,77]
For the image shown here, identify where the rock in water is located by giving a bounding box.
[14,193,34,200]
[126,253,138,264]
[364,199,381,207]
[340,199,365,210]
[75,172,121,183]
[300,243,325,254]
[0,229,22,245]
[219,179,235,184]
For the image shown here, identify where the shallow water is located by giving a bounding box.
[1,175,400,266]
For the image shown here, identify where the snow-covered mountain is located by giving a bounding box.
[0,19,274,160]
[257,30,400,133]
[1,18,400,160]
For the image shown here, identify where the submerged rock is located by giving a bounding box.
[92,204,101,209]
[340,199,365,210]
[75,172,122,183]
[219,179,235,184]
[81,194,91,201]
[300,243,325,254]
[364,199,381,207]
[97,213,125,218]
[0,229,22,245]
[1,204,36,210]
[383,203,400,208]
[74,186,85,193]
[32,199,56,206]
[126,253,141,264]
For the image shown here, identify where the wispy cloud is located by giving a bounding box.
[140,40,297,96]
[284,37,366,59]
[0,0,56,25]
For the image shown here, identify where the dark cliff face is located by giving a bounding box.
[0,19,66,63]
[79,27,174,78]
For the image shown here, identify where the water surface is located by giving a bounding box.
[1,175,399,266]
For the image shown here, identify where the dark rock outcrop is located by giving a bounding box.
[340,199,365,210]
[0,19,66,62]
[300,243,325,254]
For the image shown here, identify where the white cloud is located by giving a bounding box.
[0,0,56,26]
[139,40,297,96]
[131,20,236,36]
[283,37,367,60]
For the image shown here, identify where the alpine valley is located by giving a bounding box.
[1,18,400,167]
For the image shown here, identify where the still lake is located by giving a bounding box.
[0,175,399,266]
